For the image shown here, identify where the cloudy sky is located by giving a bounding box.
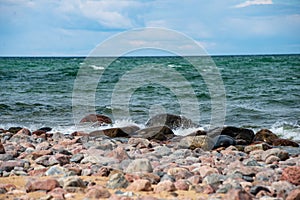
[0,0,299,56]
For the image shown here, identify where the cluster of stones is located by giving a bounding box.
[0,113,300,200]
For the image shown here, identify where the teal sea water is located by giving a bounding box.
[0,55,299,139]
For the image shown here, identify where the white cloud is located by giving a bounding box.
[56,0,144,29]
[234,0,273,8]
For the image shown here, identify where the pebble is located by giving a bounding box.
[125,158,153,173]
[0,124,299,199]
[106,173,129,189]
[126,179,152,191]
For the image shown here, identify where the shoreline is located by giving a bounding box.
[1,115,300,200]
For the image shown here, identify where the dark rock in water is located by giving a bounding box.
[213,135,236,149]
[253,129,278,144]
[80,114,112,125]
[135,125,174,141]
[89,128,129,138]
[32,130,46,136]
[118,125,140,136]
[272,138,299,147]
[220,126,254,145]
[38,127,52,132]
[186,129,207,136]
[7,127,22,134]
[145,113,197,129]
[0,141,5,154]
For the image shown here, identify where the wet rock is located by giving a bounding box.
[262,148,289,161]
[145,113,196,129]
[79,114,112,125]
[85,186,111,198]
[8,127,22,134]
[25,178,60,192]
[213,135,236,149]
[178,136,214,150]
[220,126,255,145]
[281,166,300,185]
[118,125,140,136]
[127,179,152,191]
[90,128,129,138]
[62,176,86,188]
[154,180,176,193]
[38,127,52,132]
[125,158,153,173]
[272,138,299,147]
[106,173,129,189]
[135,126,174,141]
[223,189,253,200]
[32,130,47,136]
[286,188,300,200]
[254,129,278,144]
[0,141,5,154]
[244,143,272,153]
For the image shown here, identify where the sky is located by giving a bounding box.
[0,0,300,56]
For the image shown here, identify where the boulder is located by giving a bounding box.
[125,158,153,173]
[126,179,152,191]
[135,125,174,141]
[89,128,129,138]
[145,113,197,129]
[253,129,278,144]
[219,126,254,145]
[80,114,112,125]
[25,178,60,192]
[7,127,22,134]
[85,186,111,198]
[272,138,299,147]
[178,135,214,150]
[213,135,236,149]
[154,180,176,193]
[106,173,129,189]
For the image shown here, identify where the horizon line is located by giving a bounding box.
[0,52,300,58]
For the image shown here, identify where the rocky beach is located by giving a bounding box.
[1,113,300,200]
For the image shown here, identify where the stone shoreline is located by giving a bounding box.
[0,114,300,200]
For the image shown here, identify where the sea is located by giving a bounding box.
[0,55,299,140]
